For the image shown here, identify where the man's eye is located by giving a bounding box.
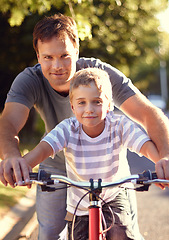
[44,56,52,60]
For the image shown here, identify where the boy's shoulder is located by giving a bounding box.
[61,117,80,132]
[107,111,126,122]
[106,111,136,128]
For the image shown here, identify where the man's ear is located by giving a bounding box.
[36,52,40,62]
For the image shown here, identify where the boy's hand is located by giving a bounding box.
[0,157,32,188]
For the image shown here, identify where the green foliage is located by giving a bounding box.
[79,0,168,73]
[0,0,169,111]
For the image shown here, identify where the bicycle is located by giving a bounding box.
[25,170,169,240]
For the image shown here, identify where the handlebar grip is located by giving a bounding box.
[29,170,51,181]
[38,170,51,180]
[151,172,158,180]
[29,172,38,180]
[138,170,157,180]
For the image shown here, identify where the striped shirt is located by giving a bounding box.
[42,111,150,215]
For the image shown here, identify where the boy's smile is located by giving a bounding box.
[71,82,110,138]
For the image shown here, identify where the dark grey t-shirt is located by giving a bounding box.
[6,57,139,171]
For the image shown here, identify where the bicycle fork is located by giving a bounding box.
[88,189,106,240]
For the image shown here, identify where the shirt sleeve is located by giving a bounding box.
[41,119,71,157]
[5,65,41,109]
[118,116,150,155]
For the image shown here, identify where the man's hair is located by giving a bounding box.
[69,68,113,107]
[33,13,79,53]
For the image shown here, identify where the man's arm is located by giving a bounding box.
[120,93,169,179]
[121,93,169,158]
[140,140,168,189]
[0,102,31,187]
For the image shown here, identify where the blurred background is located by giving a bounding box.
[0,1,169,238]
[0,0,169,147]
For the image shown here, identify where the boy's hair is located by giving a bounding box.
[69,68,113,108]
[33,13,79,53]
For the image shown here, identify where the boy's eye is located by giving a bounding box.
[93,100,102,105]
[78,101,85,105]
[62,54,69,58]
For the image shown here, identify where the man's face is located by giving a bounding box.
[37,34,79,94]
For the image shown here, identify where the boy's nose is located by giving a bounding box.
[86,103,94,113]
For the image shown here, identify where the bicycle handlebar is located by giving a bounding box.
[27,170,169,191]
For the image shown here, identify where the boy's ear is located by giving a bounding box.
[71,103,75,113]
[107,102,111,113]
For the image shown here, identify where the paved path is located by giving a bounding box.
[128,151,169,240]
[137,185,169,240]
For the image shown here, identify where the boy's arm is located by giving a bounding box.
[139,140,160,164]
[24,141,53,168]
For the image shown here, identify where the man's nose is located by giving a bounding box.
[52,59,62,69]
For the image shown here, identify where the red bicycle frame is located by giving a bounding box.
[89,204,103,240]
[88,185,106,240]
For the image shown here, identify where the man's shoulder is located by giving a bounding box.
[76,57,123,77]
[77,57,111,69]
[15,63,44,88]
[22,63,43,78]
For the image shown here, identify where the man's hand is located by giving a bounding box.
[155,157,169,189]
[0,157,32,188]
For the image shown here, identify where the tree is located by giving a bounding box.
[0,0,168,46]
[0,0,168,103]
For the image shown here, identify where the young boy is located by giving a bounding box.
[24,68,160,240]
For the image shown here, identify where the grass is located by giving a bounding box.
[0,147,39,220]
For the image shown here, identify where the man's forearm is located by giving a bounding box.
[121,94,169,159]
[144,108,169,158]
[0,119,21,160]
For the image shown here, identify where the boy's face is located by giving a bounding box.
[37,34,79,94]
[71,82,110,138]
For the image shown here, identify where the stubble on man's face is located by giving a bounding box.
[37,35,79,93]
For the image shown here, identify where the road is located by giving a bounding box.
[128,151,169,240]
[29,151,169,240]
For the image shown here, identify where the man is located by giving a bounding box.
[0,14,169,240]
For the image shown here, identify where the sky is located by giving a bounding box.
[157,5,169,33]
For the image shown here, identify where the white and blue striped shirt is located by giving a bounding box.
[42,112,150,215]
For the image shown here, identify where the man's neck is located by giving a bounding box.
[53,82,70,97]
[54,89,69,97]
